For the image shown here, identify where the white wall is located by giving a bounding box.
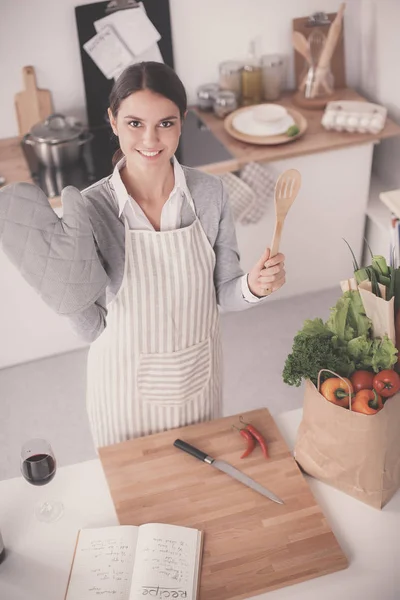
[1,0,360,139]
[358,0,400,189]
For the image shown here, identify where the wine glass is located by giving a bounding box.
[20,438,64,523]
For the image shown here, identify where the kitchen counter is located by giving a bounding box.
[0,136,33,187]
[196,87,400,172]
[0,408,398,600]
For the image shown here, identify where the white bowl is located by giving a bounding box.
[232,109,294,137]
[252,104,288,123]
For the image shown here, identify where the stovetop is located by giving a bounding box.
[22,110,233,198]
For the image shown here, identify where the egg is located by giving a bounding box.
[322,111,335,129]
[345,114,359,133]
[358,116,370,133]
[335,113,347,131]
[369,115,384,133]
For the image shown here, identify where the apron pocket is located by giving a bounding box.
[138,339,211,405]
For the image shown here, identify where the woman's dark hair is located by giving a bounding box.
[109,61,187,165]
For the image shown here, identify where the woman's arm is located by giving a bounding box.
[67,296,108,343]
[213,179,285,311]
[0,183,110,315]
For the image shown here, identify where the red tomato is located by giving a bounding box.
[372,369,400,398]
[350,370,374,393]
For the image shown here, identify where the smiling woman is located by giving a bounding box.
[0,61,287,449]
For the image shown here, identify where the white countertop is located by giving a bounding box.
[0,409,399,600]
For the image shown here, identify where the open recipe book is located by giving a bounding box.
[65,523,203,600]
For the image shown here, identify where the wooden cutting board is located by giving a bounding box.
[14,66,53,135]
[292,12,346,91]
[99,409,348,599]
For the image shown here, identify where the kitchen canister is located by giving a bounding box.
[218,60,242,98]
[196,83,220,111]
[213,90,238,119]
[261,54,285,101]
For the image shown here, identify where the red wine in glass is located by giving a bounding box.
[21,454,56,486]
[20,439,63,522]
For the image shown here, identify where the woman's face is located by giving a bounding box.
[108,89,182,169]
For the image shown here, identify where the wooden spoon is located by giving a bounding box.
[292,32,311,91]
[292,31,311,63]
[262,168,302,295]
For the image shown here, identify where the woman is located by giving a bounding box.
[2,62,286,448]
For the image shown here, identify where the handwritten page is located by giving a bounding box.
[65,526,139,599]
[94,3,161,57]
[83,25,135,80]
[128,524,201,600]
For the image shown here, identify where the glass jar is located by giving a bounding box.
[261,54,285,101]
[196,83,220,111]
[219,60,242,99]
[213,90,238,119]
[241,64,262,106]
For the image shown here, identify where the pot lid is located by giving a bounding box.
[30,113,85,144]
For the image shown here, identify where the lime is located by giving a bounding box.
[286,125,300,137]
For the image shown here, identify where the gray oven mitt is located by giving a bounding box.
[0,182,109,315]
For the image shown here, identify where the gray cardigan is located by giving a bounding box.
[69,166,265,342]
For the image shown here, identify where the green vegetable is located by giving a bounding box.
[346,335,373,368]
[286,125,300,137]
[343,239,397,301]
[282,290,398,387]
[371,335,398,371]
[282,326,354,387]
[372,255,390,279]
[326,290,370,342]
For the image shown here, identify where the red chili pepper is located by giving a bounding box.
[239,417,269,459]
[232,425,256,458]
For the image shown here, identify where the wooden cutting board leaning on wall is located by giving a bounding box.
[99,408,348,600]
[14,66,53,136]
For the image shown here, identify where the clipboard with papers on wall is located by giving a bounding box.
[75,0,174,128]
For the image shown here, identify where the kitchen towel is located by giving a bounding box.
[222,162,277,225]
[0,182,109,315]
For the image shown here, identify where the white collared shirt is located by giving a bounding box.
[110,156,261,303]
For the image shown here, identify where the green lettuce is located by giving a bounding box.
[371,335,398,372]
[326,290,371,341]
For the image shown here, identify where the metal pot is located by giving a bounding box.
[23,113,93,168]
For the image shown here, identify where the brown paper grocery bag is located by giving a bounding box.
[295,379,400,509]
[358,280,395,343]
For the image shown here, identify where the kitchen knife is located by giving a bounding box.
[173,439,284,505]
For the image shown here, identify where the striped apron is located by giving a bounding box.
[85,205,222,447]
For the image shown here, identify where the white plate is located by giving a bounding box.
[232,110,295,137]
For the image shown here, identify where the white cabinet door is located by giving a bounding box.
[0,249,88,368]
[234,143,374,300]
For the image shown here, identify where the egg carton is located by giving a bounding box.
[321,100,387,134]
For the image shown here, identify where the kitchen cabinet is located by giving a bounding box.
[1,89,400,368]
